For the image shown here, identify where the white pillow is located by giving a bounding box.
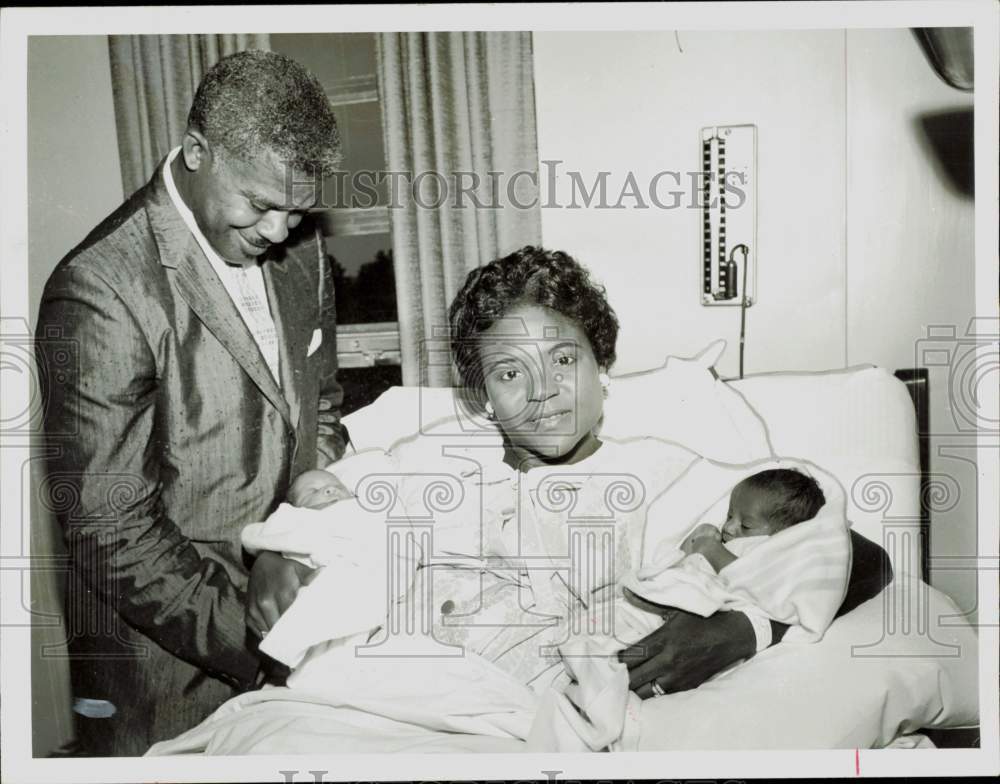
[601,339,773,463]
[343,339,772,465]
[729,366,918,466]
[731,366,923,574]
[340,385,467,451]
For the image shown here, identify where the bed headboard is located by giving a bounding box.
[893,368,930,582]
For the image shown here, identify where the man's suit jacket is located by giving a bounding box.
[36,160,348,756]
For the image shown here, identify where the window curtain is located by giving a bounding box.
[108,34,271,196]
[376,32,543,387]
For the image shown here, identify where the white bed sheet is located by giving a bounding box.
[148,554,978,755]
[147,688,527,755]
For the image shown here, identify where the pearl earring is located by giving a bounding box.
[598,372,611,396]
[484,401,496,419]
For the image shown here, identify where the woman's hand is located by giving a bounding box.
[619,608,757,698]
[245,551,318,639]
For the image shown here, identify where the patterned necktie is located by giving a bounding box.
[232,266,281,385]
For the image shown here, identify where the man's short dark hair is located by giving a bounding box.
[741,468,826,527]
[188,49,341,176]
[448,246,619,392]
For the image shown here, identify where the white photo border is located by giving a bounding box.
[2,2,997,782]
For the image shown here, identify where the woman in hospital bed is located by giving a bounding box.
[262,459,851,751]
[148,246,891,755]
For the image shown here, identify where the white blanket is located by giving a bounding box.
[240,488,547,744]
[243,502,398,668]
[241,449,407,668]
[145,572,977,755]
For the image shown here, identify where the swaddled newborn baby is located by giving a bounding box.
[611,468,828,676]
[526,465,837,749]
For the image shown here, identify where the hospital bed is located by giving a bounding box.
[149,359,980,754]
[337,360,981,750]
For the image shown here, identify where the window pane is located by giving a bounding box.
[338,365,402,417]
[272,32,400,354]
[321,101,388,209]
[270,33,376,81]
[271,34,388,209]
[326,233,397,324]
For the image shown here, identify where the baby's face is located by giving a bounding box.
[721,484,787,542]
[289,470,347,509]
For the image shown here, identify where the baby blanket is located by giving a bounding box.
[241,449,405,667]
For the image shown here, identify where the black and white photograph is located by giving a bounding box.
[0,2,997,782]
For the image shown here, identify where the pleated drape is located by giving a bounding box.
[376,32,542,386]
[108,34,271,196]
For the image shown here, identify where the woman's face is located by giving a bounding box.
[477,303,605,467]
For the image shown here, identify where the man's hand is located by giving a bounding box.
[618,608,757,699]
[317,395,349,466]
[245,551,317,639]
[317,396,339,435]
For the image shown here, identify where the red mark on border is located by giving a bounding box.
[855,747,860,776]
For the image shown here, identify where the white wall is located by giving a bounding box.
[28,35,123,328]
[533,29,978,617]
[844,29,977,620]
[534,30,848,378]
[27,35,124,757]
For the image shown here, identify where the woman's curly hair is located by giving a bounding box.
[448,246,619,393]
[188,50,341,176]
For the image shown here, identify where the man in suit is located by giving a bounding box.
[36,50,349,756]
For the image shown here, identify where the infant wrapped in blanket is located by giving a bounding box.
[535,464,852,748]
[621,465,850,653]
[239,451,852,752]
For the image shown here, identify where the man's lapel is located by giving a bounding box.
[263,249,315,433]
[146,161,293,427]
